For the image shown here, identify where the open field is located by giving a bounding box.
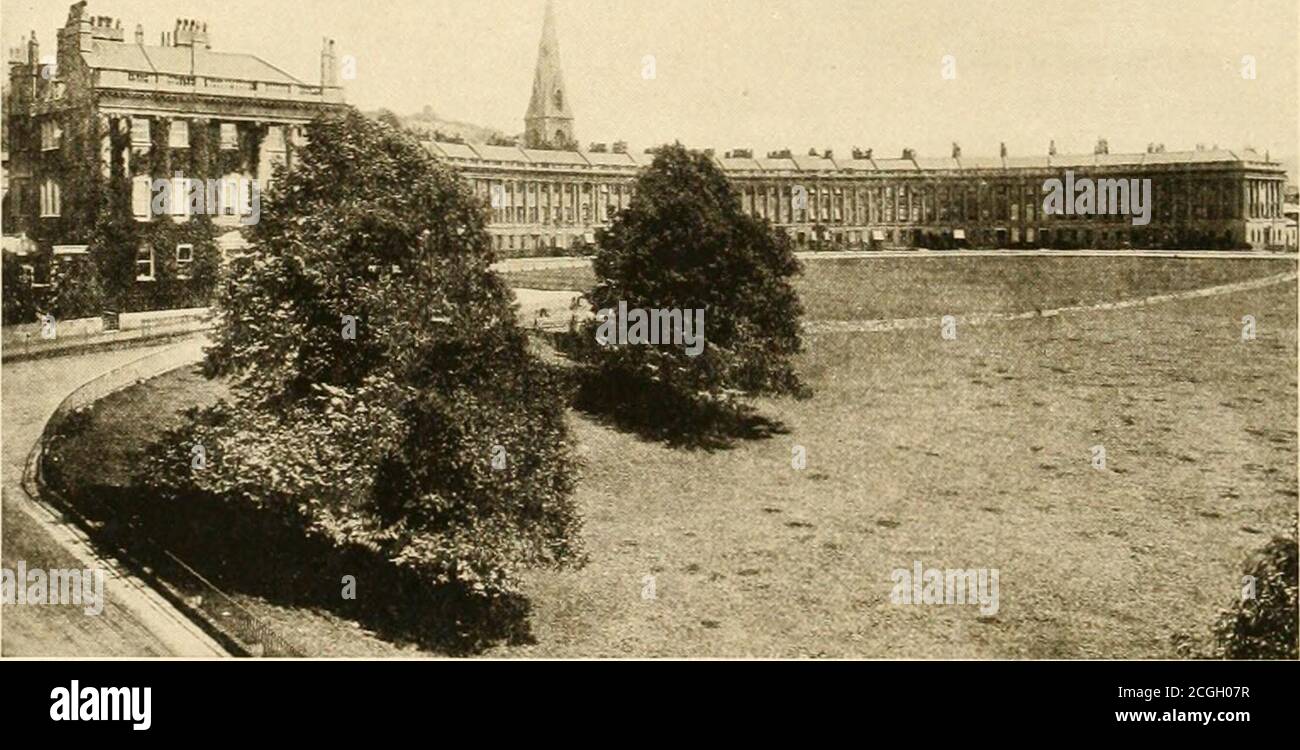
[492,278,1297,657]
[45,257,1298,657]
[500,255,1295,316]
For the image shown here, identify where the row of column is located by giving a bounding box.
[465,171,1284,231]
[1246,178,1283,219]
[736,176,1269,226]
[475,178,633,227]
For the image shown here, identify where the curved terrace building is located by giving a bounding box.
[428,1,1290,257]
[431,140,1290,256]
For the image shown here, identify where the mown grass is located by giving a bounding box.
[489,278,1296,657]
[501,256,1295,320]
[47,257,1298,656]
[796,257,1295,321]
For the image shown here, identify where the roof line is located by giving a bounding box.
[241,52,307,86]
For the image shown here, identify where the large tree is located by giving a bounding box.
[146,109,582,649]
[576,143,807,433]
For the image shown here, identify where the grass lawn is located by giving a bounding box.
[795,256,1295,321]
[500,256,1294,319]
[500,266,597,292]
[47,256,1298,657]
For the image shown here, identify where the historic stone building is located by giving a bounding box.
[436,140,1290,257]
[2,1,345,309]
[431,1,1290,258]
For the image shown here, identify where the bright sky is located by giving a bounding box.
[3,0,1297,161]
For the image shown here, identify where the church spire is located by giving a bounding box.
[524,0,575,150]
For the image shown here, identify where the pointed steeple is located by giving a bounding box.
[524,0,575,150]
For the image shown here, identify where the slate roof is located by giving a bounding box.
[82,39,305,84]
[428,142,1283,176]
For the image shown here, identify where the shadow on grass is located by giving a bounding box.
[570,366,790,451]
[43,460,533,656]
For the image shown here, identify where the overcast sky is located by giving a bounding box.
[4,0,1297,160]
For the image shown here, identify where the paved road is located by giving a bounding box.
[2,337,225,657]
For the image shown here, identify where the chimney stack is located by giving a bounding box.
[951,142,961,159]
[1000,142,1008,158]
[1049,139,1057,156]
[134,24,144,44]
[172,19,210,49]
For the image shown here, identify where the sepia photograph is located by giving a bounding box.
[0,0,1296,729]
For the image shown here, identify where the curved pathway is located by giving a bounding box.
[1,336,224,657]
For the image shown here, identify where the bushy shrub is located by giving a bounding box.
[48,253,106,320]
[2,251,39,324]
[138,109,582,650]
[572,143,807,436]
[1206,522,1298,659]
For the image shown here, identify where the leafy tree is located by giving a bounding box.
[574,143,807,436]
[144,109,582,650]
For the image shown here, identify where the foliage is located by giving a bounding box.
[1206,522,1298,659]
[48,253,106,319]
[572,142,808,436]
[2,251,39,324]
[140,108,583,650]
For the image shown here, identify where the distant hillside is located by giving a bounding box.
[363,105,516,145]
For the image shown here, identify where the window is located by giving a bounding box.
[132,176,152,219]
[130,117,151,148]
[41,120,62,150]
[169,119,190,149]
[136,245,155,281]
[220,177,243,216]
[8,180,22,214]
[220,122,239,150]
[168,177,191,217]
[40,179,61,217]
[176,243,194,278]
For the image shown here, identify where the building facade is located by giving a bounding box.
[2,1,345,312]
[434,140,1291,257]
[430,1,1291,258]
